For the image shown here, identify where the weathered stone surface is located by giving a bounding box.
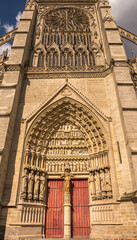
[0,0,137,239]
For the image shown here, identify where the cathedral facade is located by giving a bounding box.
[0,0,137,239]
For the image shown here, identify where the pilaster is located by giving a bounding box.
[0,5,37,204]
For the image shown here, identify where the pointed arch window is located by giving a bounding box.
[32,7,105,68]
[38,52,45,67]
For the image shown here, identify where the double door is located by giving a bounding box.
[45,179,90,238]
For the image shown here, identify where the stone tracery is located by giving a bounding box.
[20,99,112,203]
[31,7,105,68]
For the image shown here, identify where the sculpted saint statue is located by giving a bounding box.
[88,172,96,200]
[100,169,107,199]
[28,170,34,200]
[34,171,40,201]
[21,168,28,200]
[64,173,71,193]
[104,168,112,198]
[61,165,73,193]
[95,171,102,199]
[39,172,46,202]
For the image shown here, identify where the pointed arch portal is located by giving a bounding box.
[20,98,112,238]
[25,98,108,170]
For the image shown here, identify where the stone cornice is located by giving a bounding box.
[26,66,112,79]
[25,61,131,79]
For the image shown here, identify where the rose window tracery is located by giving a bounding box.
[44,8,90,32]
[31,7,105,69]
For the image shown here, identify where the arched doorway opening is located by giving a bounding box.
[20,98,112,238]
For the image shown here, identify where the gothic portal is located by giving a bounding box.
[0,0,137,239]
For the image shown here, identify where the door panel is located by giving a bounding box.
[45,180,64,237]
[71,180,90,238]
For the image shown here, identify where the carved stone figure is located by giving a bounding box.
[88,172,96,200]
[28,170,34,200]
[104,168,112,198]
[49,164,52,172]
[0,49,8,64]
[59,162,62,172]
[73,162,77,172]
[100,169,107,199]
[36,25,40,39]
[34,171,40,201]
[39,172,46,202]
[61,167,73,193]
[21,168,28,200]
[65,173,71,193]
[95,170,102,199]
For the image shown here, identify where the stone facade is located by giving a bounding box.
[0,0,137,239]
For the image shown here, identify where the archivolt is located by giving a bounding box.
[23,98,109,173]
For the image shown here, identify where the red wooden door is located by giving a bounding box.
[71,180,90,238]
[45,180,64,237]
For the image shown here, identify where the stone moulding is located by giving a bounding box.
[118,190,137,202]
[25,61,130,79]
[3,64,24,72]
[26,68,112,79]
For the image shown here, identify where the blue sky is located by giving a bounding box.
[0,0,137,57]
[0,0,25,36]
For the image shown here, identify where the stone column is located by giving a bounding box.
[64,193,71,239]
[61,166,73,239]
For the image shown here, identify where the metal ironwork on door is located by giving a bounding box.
[45,180,64,237]
[71,180,90,238]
